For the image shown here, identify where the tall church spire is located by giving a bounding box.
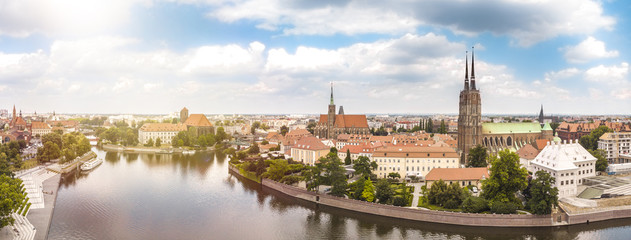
[330,82,334,105]
[471,46,476,90]
[464,51,469,90]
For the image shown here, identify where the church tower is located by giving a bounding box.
[538,104,544,126]
[327,83,336,139]
[180,107,189,123]
[458,48,482,165]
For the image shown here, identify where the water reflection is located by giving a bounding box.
[48,147,631,240]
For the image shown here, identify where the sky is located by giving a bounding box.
[0,0,630,115]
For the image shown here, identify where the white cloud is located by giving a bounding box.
[183,41,265,75]
[584,62,629,84]
[209,0,419,36]
[0,0,148,37]
[543,68,581,82]
[612,89,631,100]
[562,37,619,63]
[206,0,614,46]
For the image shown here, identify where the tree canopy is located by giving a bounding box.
[526,171,558,215]
[579,125,612,151]
[466,145,488,168]
[0,174,26,229]
[353,156,377,177]
[481,149,528,210]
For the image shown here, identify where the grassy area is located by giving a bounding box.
[20,159,39,170]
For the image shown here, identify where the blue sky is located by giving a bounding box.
[0,0,630,115]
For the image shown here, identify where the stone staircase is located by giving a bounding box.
[11,213,36,240]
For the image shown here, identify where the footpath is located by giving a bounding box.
[1,166,61,240]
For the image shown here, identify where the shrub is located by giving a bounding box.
[490,201,517,214]
[392,196,408,206]
[461,197,489,213]
[443,199,460,209]
[280,175,302,185]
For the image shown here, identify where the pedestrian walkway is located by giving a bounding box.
[410,182,423,207]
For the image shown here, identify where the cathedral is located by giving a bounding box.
[314,84,370,139]
[457,49,482,164]
[457,48,553,165]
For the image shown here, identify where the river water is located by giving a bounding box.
[48,148,631,239]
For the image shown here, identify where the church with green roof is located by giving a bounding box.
[458,48,553,164]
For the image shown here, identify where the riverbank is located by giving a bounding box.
[102,144,213,154]
[228,164,631,228]
[28,173,61,240]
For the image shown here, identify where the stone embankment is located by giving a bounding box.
[229,164,631,227]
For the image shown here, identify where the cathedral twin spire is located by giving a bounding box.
[463,47,476,91]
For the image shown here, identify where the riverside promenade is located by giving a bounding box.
[1,166,61,240]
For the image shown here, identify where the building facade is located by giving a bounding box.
[531,140,597,198]
[314,84,370,139]
[138,123,187,145]
[425,167,489,189]
[372,146,459,180]
[290,136,330,166]
[599,132,631,164]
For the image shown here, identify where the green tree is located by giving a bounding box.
[439,119,447,134]
[344,149,352,165]
[320,152,347,197]
[589,149,609,172]
[426,118,434,133]
[482,149,528,210]
[375,179,394,203]
[527,171,558,215]
[353,156,377,177]
[579,125,612,151]
[145,138,154,147]
[265,159,289,181]
[280,125,289,136]
[388,172,401,181]
[0,175,26,229]
[249,142,260,154]
[330,147,338,154]
[362,179,375,202]
[306,122,316,134]
[466,145,488,168]
[155,137,162,147]
[349,177,366,200]
[216,127,227,143]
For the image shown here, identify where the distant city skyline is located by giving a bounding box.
[0,1,630,115]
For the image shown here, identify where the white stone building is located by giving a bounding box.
[138,123,187,145]
[599,132,631,164]
[531,140,597,198]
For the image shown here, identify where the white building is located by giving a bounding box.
[138,123,187,145]
[30,122,52,137]
[599,132,631,164]
[531,140,597,198]
[372,146,459,180]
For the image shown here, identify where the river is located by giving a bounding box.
[47,148,631,239]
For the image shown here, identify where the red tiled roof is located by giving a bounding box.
[31,121,51,129]
[425,167,489,181]
[534,139,549,150]
[373,146,458,158]
[318,114,369,128]
[184,114,212,127]
[516,144,539,160]
[293,136,329,151]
